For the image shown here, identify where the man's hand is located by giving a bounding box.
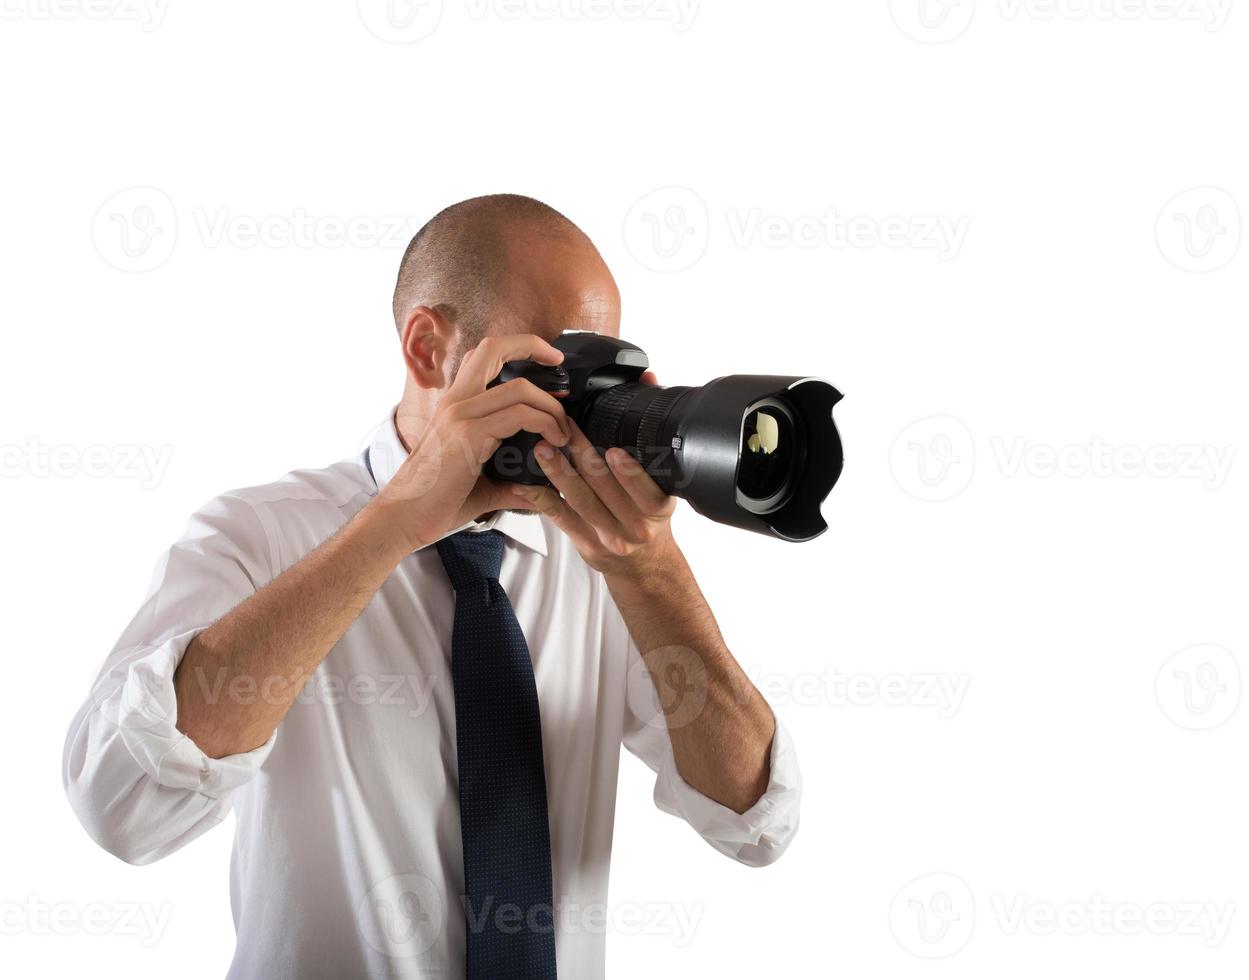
[375,334,571,553]
[509,372,679,577]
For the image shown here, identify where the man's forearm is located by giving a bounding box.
[173,499,411,758]
[604,539,775,814]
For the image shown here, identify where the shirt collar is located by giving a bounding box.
[364,411,549,558]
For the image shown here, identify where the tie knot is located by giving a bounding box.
[435,529,506,589]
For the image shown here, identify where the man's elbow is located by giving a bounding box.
[62,736,183,867]
[91,827,163,867]
[64,778,164,866]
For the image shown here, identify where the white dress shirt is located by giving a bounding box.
[62,416,801,979]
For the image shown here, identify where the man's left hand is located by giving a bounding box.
[509,373,678,578]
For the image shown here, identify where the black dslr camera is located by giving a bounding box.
[483,332,844,542]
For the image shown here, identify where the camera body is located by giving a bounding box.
[483,331,844,542]
[481,332,650,486]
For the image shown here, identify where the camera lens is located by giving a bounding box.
[736,399,801,511]
[576,375,841,541]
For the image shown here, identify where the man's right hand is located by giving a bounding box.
[175,334,571,757]
[373,334,570,553]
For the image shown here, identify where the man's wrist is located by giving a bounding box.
[601,531,687,596]
[354,495,425,569]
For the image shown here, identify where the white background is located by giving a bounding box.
[2,1,1246,977]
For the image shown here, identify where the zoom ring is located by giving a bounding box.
[582,383,643,451]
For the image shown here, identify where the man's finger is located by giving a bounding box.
[476,405,567,450]
[563,420,643,526]
[449,334,563,397]
[605,447,672,513]
[508,482,601,549]
[534,441,623,536]
[459,378,569,438]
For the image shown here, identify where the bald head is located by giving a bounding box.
[392,195,620,374]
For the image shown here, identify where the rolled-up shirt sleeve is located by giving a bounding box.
[62,492,278,865]
[620,638,802,868]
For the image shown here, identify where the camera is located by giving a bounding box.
[482,332,844,542]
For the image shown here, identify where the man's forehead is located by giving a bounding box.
[501,235,620,339]
[499,297,620,343]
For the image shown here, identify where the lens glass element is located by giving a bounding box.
[737,401,798,504]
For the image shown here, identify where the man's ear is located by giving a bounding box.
[399,305,456,390]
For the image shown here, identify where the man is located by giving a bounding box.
[63,194,800,979]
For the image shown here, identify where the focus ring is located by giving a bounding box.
[635,386,688,471]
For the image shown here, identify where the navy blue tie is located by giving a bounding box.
[435,529,558,980]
